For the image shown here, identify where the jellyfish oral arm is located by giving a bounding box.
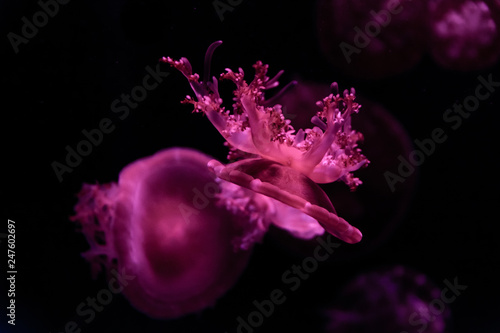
[239,95,298,162]
[208,159,362,244]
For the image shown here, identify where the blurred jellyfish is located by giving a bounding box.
[270,80,416,258]
[324,266,450,333]
[427,0,500,71]
[161,41,370,244]
[71,148,268,318]
[317,0,427,79]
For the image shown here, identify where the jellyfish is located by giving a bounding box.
[323,266,450,333]
[427,0,500,71]
[71,148,268,318]
[161,41,369,244]
[316,0,427,79]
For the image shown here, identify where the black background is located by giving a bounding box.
[2,0,500,332]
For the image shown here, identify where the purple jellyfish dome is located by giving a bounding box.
[427,0,500,71]
[317,0,427,79]
[324,266,450,333]
[71,148,264,319]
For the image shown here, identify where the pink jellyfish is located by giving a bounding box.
[161,41,369,244]
[427,0,500,71]
[317,0,427,79]
[71,148,267,318]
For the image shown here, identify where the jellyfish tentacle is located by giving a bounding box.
[262,80,297,106]
[264,69,284,89]
[203,40,223,84]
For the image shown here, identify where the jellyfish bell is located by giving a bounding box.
[162,41,369,244]
[72,148,265,319]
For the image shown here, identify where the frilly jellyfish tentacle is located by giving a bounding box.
[160,41,223,98]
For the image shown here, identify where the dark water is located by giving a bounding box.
[3,0,500,332]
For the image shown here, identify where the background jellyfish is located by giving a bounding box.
[71,148,266,319]
[317,0,427,79]
[317,0,500,77]
[323,266,450,333]
[427,0,500,71]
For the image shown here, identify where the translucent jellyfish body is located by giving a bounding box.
[428,0,500,71]
[324,266,449,333]
[71,148,265,318]
[317,0,427,79]
[161,41,369,244]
